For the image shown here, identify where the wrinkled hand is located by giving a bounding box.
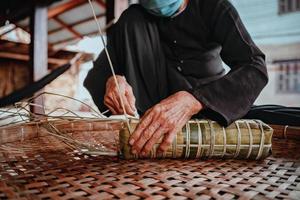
[129,91,203,156]
[104,75,136,115]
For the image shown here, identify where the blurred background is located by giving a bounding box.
[0,0,299,115]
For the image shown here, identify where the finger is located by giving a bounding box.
[122,95,135,116]
[133,121,160,154]
[114,91,134,115]
[111,92,123,113]
[106,104,118,115]
[115,80,126,99]
[129,111,154,150]
[158,131,176,153]
[129,105,161,147]
[141,107,153,118]
[125,86,136,112]
[125,94,136,115]
[157,114,188,153]
[141,126,165,155]
[112,83,128,114]
[104,95,115,107]
[104,96,117,113]
[106,92,120,110]
[104,98,118,114]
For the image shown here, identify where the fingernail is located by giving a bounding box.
[129,139,134,145]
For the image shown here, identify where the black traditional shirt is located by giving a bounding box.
[84,0,268,126]
[156,0,268,125]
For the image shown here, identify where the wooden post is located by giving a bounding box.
[29,3,48,115]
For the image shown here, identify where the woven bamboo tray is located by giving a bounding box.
[0,119,299,199]
[270,124,300,140]
[0,135,299,199]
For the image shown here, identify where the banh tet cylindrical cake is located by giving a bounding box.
[119,119,273,160]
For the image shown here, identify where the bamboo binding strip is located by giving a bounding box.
[120,119,273,160]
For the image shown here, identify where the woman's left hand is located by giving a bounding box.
[128,91,203,156]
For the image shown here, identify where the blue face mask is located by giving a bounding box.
[140,0,184,17]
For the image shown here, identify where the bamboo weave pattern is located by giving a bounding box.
[0,137,299,200]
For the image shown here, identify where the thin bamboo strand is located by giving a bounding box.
[28,92,105,118]
[195,119,202,159]
[245,120,253,159]
[87,0,133,134]
[256,120,265,160]
[0,93,109,128]
[221,127,227,157]
[234,121,242,158]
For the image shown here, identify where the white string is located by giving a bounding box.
[87,0,132,133]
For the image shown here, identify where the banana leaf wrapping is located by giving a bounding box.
[120,119,273,160]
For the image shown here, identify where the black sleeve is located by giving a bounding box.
[83,51,111,113]
[83,25,123,113]
[190,0,268,126]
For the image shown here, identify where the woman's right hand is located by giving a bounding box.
[104,75,136,115]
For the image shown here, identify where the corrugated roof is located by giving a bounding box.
[58,1,104,25]
[1,0,108,49]
[48,19,61,31]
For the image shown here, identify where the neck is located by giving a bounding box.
[172,0,189,18]
[179,0,189,12]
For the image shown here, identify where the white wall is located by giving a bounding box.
[255,64,300,106]
[231,0,300,45]
[231,0,300,106]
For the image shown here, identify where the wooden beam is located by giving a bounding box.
[48,0,87,19]
[51,37,80,46]
[0,52,69,66]
[51,20,114,47]
[86,20,114,36]
[53,17,83,39]
[49,13,105,35]
[0,41,17,49]
[30,4,48,115]
[6,0,87,33]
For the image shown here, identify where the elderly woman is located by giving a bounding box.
[84,0,268,156]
